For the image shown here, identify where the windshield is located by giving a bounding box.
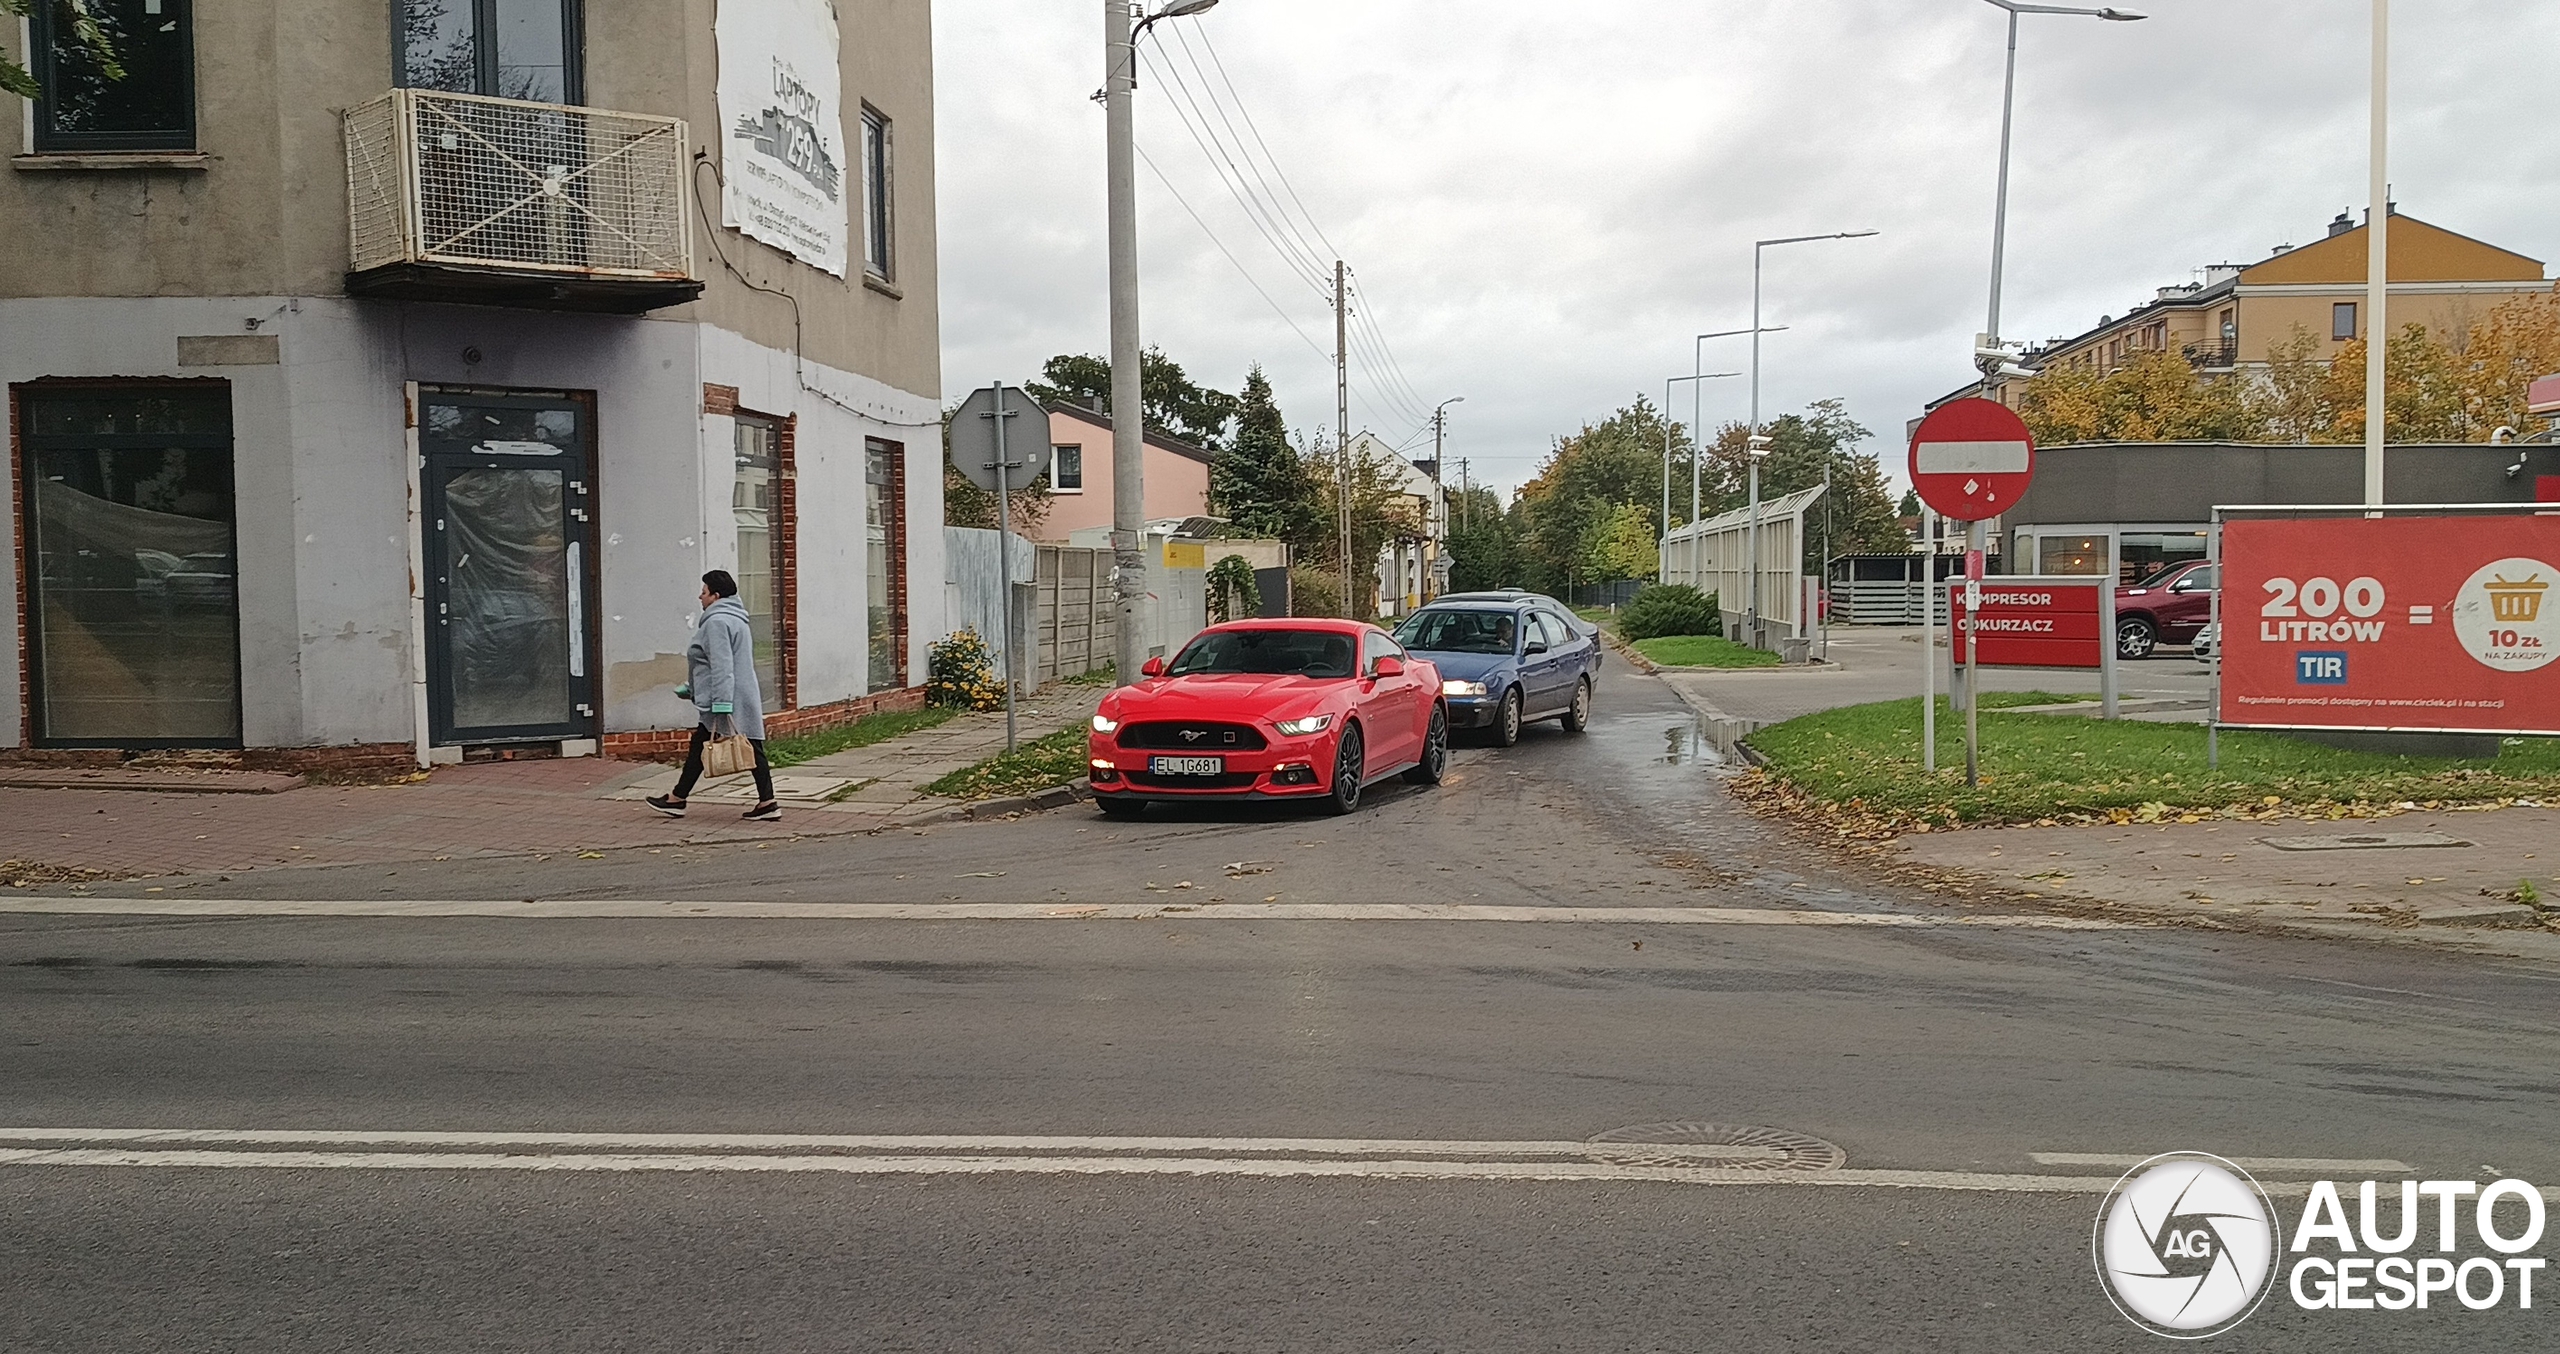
[1396,609,1518,655]
[2132,563,2200,589]
[1167,628,1357,679]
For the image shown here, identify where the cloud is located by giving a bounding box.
[933,0,2560,497]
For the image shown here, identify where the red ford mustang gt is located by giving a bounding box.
[1086,619,1448,816]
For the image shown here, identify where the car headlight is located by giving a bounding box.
[1273,714,1335,737]
[1442,680,1488,698]
[1091,714,1119,734]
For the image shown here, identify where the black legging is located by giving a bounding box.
[672,724,775,803]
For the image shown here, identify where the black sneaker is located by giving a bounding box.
[645,795,688,818]
[743,801,782,822]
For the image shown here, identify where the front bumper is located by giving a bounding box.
[1087,730,1335,798]
[1444,696,1500,729]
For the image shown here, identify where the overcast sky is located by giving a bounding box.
[931,1,2560,501]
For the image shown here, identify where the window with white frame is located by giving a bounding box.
[861,106,894,280]
[1051,445,1083,493]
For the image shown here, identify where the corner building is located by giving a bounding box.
[2,0,943,769]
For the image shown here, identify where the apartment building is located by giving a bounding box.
[3,0,943,768]
[1951,210,2549,407]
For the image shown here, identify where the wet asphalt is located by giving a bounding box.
[5,667,2558,1351]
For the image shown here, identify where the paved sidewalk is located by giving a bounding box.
[0,689,1102,883]
[1655,626,2212,730]
[1893,807,2560,935]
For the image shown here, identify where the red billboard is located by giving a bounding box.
[1947,579,2105,669]
[2221,514,2560,735]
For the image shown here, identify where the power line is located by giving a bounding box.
[1135,144,1333,364]
[1193,26,1341,263]
[1163,24,1337,288]
[1142,47,1330,297]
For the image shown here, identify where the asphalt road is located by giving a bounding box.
[6,668,2558,1350]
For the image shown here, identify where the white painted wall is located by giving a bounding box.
[1,296,943,753]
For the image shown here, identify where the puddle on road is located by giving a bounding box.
[1662,719,1740,768]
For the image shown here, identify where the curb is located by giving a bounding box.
[960,778,1093,821]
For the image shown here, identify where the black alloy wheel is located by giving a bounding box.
[1097,796,1146,818]
[1325,725,1366,815]
[1404,704,1449,785]
[2116,616,2158,661]
[1494,688,1523,747]
[1560,677,1592,734]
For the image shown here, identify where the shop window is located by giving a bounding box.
[19,385,239,745]
[31,0,196,152]
[733,412,787,709]
[1052,444,1084,493]
[866,439,908,692]
[398,0,582,104]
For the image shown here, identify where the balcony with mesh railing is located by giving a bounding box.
[343,90,704,314]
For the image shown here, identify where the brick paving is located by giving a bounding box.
[0,688,1105,883]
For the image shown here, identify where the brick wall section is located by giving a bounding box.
[873,438,910,686]
[777,415,799,708]
[0,743,420,782]
[702,384,740,417]
[600,686,929,763]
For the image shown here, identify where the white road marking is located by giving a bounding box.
[0,1129,1777,1162]
[0,898,2134,929]
[0,1145,2122,1193]
[2031,1153,2414,1173]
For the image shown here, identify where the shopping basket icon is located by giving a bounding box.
[2487,574,2548,623]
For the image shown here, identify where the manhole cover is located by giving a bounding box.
[2262,832,2472,852]
[1586,1122,1845,1172]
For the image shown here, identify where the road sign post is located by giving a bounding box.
[950,384,1054,753]
[1910,398,2040,788]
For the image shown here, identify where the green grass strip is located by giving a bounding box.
[928,723,1090,800]
[1634,634,1783,668]
[1749,696,2560,826]
[766,706,957,769]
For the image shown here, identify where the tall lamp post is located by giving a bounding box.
[1105,0,1220,686]
[1966,0,2143,785]
[1748,232,1876,649]
[1431,396,1464,601]
[2365,0,2387,507]
[1662,372,1740,576]
[1689,326,1784,525]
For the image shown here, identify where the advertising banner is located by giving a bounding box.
[2220,513,2560,735]
[1946,578,2104,669]
[717,0,849,277]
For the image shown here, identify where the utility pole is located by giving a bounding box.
[1457,458,1470,530]
[1336,259,1352,618]
[2365,0,2389,507]
[1105,0,1147,684]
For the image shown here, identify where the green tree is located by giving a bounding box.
[1699,400,1907,567]
[1444,486,1516,592]
[1580,503,1658,584]
[1210,365,1320,544]
[0,0,117,101]
[1025,348,1239,450]
[1301,433,1424,619]
[2014,350,2251,445]
[1511,398,1686,593]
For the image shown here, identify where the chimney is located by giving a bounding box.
[2329,211,2355,238]
[1090,394,1105,414]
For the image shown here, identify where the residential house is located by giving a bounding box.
[1038,402,1218,541]
[3,0,944,769]
[1345,431,1447,618]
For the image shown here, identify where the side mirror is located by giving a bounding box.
[1524,639,1549,656]
[1141,656,1167,678]
[1373,656,1404,679]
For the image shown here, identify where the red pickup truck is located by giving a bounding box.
[2114,562,2218,659]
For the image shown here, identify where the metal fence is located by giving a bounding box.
[344,89,692,280]
[1659,484,1828,648]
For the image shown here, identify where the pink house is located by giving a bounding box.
[1038,404,1218,540]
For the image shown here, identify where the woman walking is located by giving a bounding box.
[646,570,780,821]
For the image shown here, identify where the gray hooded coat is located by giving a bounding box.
[687,596,768,741]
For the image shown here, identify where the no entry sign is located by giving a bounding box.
[1947,578,2106,669]
[1909,399,2036,522]
[2220,513,2560,736]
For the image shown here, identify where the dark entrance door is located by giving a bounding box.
[420,389,597,746]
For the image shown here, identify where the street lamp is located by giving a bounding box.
[1662,372,1741,542]
[1747,231,1876,649]
[1693,325,1785,524]
[2365,0,2387,506]
[1104,0,1220,687]
[1978,0,2146,372]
